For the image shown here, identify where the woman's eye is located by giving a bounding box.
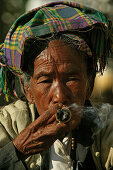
[67,77,80,81]
[37,78,52,84]
[41,79,52,83]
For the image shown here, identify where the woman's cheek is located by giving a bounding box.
[66,81,80,94]
[32,84,51,114]
[67,82,87,104]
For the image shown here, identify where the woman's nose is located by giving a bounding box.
[50,80,72,105]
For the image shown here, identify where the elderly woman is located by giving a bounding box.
[0,1,113,170]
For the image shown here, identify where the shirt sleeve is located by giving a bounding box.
[0,101,31,170]
[91,104,113,170]
[0,141,26,170]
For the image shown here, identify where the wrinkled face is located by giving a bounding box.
[27,40,90,115]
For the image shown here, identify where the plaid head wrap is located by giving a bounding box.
[0,1,112,101]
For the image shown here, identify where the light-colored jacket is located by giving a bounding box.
[91,104,113,170]
[0,100,42,169]
[0,100,113,169]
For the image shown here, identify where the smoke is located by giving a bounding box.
[68,102,113,134]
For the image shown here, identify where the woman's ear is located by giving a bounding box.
[22,83,35,104]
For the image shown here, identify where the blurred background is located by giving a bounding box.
[0,0,113,106]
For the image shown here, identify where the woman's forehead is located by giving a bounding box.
[33,40,87,75]
[35,40,83,63]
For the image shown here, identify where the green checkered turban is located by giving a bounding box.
[0,1,112,100]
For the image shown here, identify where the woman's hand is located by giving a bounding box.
[13,104,69,160]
